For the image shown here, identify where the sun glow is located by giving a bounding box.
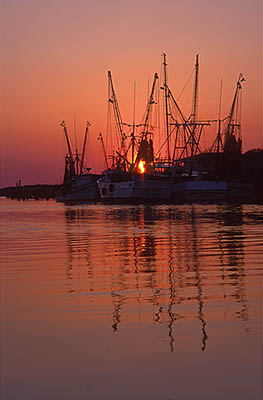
[138,160,145,174]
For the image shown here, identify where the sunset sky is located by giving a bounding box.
[0,0,262,187]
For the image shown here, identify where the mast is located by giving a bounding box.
[143,72,158,139]
[216,78,223,153]
[162,53,171,163]
[190,54,199,157]
[192,54,199,124]
[60,120,75,177]
[168,88,203,156]
[108,71,126,154]
[224,73,245,154]
[98,132,109,170]
[73,115,81,175]
[165,85,210,163]
[61,120,74,162]
[133,73,159,172]
[80,121,91,174]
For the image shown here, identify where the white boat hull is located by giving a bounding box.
[98,180,135,199]
[97,174,172,201]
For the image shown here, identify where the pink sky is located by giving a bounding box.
[0,0,262,187]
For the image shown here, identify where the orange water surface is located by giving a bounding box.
[1,198,262,400]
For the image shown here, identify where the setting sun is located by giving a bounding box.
[138,160,145,174]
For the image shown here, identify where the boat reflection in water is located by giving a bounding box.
[2,198,262,400]
[64,203,249,354]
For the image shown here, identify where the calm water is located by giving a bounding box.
[1,198,262,400]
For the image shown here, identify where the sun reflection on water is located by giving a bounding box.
[62,203,254,353]
[1,199,262,400]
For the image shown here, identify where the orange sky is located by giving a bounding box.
[0,0,262,187]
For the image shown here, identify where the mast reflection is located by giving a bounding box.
[111,292,124,332]
[63,203,248,352]
[189,205,208,351]
[217,204,248,322]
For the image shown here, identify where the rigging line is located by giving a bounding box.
[132,82,136,164]
[239,90,242,140]
[156,76,160,153]
[133,81,136,127]
[87,128,95,170]
[218,78,223,121]
[106,101,111,156]
[177,69,194,100]
[155,125,177,157]
[73,114,77,152]
[147,78,149,103]
[235,96,239,126]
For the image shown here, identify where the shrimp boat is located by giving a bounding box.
[97,172,172,201]
[97,137,173,201]
[97,71,173,202]
[158,53,227,202]
[171,66,247,202]
[98,53,244,203]
[56,121,100,202]
[209,71,250,199]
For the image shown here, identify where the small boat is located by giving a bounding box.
[159,53,228,202]
[56,121,101,202]
[56,173,100,202]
